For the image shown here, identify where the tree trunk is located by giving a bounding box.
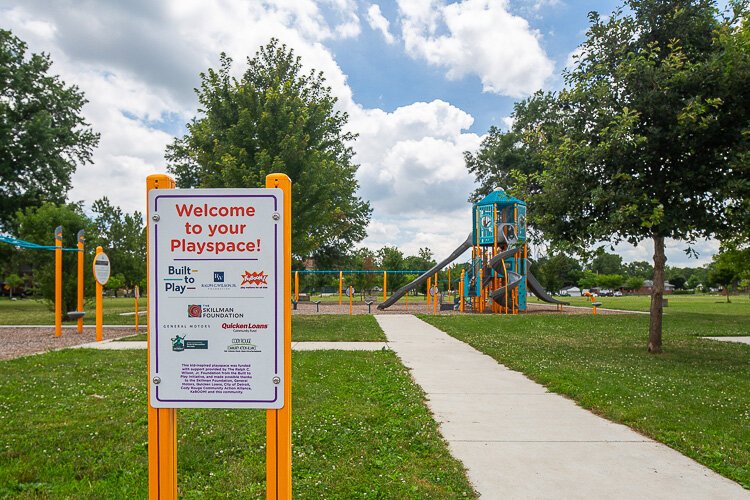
[726,287,731,303]
[648,234,666,354]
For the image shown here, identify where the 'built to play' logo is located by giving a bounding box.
[188,304,244,319]
[241,270,268,288]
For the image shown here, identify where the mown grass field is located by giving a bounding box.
[422,298,750,489]
[0,315,474,498]
[529,293,750,316]
[0,297,145,326]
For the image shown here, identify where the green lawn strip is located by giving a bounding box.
[289,315,386,341]
[421,313,750,488]
[0,349,474,498]
[0,297,144,326]
[114,315,386,343]
[116,333,147,341]
[530,294,750,316]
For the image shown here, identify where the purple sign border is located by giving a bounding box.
[152,193,281,405]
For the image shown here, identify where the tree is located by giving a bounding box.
[670,275,687,290]
[467,1,750,353]
[166,39,371,260]
[378,246,406,292]
[590,252,624,275]
[532,252,582,293]
[624,276,645,291]
[105,273,126,298]
[3,273,23,299]
[91,197,145,289]
[625,261,654,278]
[15,203,96,316]
[708,248,749,302]
[598,274,625,289]
[578,271,599,290]
[0,30,99,231]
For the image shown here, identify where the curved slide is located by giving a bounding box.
[378,233,473,310]
[526,270,569,306]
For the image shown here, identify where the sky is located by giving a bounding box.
[1,0,721,267]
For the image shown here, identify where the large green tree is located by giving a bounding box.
[467,1,750,353]
[0,30,99,231]
[91,197,145,289]
[166,39,371,260]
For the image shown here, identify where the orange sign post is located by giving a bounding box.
[92,246,110,342]
[77,230,85,333]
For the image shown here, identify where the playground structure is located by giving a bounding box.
[0,228,112,338]
[379,189,568,313]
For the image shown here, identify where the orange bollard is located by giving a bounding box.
[294,271,299,303]
[134,285,140,332]
[383,271,387,303]
[339,271,343,305]
[349,285,353,316]
[426,277,431,305]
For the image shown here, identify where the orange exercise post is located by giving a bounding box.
[265,173,293,499]
[433,285,438,315]
[77,230,84,334]
[348,285,353,316]
[338,271,343,305]
[134,285,140,332]
[54,226,62,337]
[383,271,387,303]
[294,271,299,302]
[146,174,178,500]
[426,277,431,305]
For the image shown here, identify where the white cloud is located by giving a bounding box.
[367,4,395,44]
[397,0,554,97]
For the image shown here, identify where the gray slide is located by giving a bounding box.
[378,233,473,310]
[526,270,569,305]
[491,271,523,307]
[481,246,523,288]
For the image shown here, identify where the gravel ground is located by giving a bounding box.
[0,327,143,361]
[292,300,636,315]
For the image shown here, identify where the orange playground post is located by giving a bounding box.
[383,271,387,303]
[294,271,299,302]
[349,285,353,316]
[339,271,343,305]
[146,174,178,500]
[77,230,84,333]
[54,226,62,337]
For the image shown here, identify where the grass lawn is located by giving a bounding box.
[530,293,750,317]
[115,315,386,343]
[0,348,474,498]
[422,307,750,489]
[0,297,144,326]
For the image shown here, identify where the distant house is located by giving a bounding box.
[633,280,675,295]
[560,286,581,297]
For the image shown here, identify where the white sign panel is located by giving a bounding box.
[93,253,110,285]
[148,189,284,409]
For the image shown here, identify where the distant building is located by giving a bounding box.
[633,280,675,295]
[560,286,581,297]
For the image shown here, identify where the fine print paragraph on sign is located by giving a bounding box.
[148,189,285,409]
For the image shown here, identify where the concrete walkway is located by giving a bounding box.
[703,336,750,346]
[377,314,749,499]
[71,340,389,351]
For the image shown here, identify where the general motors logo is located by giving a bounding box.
[214,271,224,283]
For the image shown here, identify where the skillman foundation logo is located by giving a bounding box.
[188,304,244,319]
[241,270,268,288]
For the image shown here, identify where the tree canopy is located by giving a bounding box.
[166,39,371,261]
[0,30,99,231]
[466,0,750,352]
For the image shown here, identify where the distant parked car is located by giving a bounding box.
[599,289,614,297]
[614,291,623,297]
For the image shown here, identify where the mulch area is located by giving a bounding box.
[0,327,142,361]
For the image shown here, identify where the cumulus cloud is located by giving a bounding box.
[367,4,395,44]
[397,0,554,97]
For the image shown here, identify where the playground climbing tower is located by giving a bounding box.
[466,190,528,313]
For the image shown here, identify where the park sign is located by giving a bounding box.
[148,188,285,409]
[93,251,110,285]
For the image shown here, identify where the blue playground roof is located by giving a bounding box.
[474,189,525,207]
